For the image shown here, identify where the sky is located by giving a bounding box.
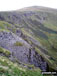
[0,0,57,11]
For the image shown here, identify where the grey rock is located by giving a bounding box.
[0,31,47,71]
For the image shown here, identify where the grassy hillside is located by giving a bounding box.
[0,56,42,76]
[0,6,57,76]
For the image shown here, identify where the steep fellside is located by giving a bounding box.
[0,6,57,76]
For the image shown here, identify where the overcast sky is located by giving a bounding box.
[0,0,57,11]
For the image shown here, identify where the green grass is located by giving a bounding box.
[14,41,23,46]
[0,47,11,57]
[0,56,42,76]
[0,21,11,29]
[43,21,57,31]
[0,21,17,33]
[0,28,9,32]
[21,28,33,38]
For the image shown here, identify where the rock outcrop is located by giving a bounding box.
[0,31,47,71]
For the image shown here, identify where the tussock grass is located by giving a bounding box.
[14,41,23,46]
[0,47,11,57]
[0,56,42,76]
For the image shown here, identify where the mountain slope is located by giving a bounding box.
[0,6,57,75]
